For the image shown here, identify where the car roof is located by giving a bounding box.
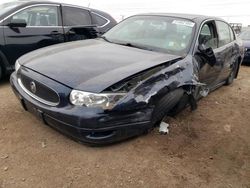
[135,13,225,23]
[0,0,104,22]
[7,0,90,9]
[4,0,56,5]
[1,0,116,16]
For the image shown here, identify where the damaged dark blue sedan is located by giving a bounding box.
[10,13,244,145]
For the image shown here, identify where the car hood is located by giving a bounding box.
[19,39,181,93]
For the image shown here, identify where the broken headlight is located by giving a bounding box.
[69,90,126,110]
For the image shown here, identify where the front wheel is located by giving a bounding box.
[225,61,238,85]
[151,88,184,125]
[0,66,2,80]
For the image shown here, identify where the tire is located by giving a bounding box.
[151,88,184,125]
[225,61,239,85]
[0,65,2,80]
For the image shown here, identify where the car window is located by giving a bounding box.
[92,12,108,27]
[216,21,231,47]
[201,24,211,35]
[198,22,218,49]
[63,7,91,26]
[11,6,59,26]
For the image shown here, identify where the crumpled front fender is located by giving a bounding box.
[113,55,204,111]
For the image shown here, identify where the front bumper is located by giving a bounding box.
[243,50,250,63]
[10,72,153,145]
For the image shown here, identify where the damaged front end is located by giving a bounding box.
[104,55,205,113]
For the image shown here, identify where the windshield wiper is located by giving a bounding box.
[117,42,153,51]
[100,36,113,43]
[100,38,153,51]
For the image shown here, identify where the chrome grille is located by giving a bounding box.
[18,73,60,106]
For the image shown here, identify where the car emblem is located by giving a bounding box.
[30,81,36,93]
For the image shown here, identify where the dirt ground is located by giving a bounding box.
[0,66,250,188]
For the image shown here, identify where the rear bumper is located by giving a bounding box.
[10,72,153,145]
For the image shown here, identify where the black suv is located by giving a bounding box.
[0,1,117,79]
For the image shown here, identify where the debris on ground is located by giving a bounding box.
[41,140,47,148]
[159,122,170,135]
[1,154,9,159]
[200,87,209,97]
[224,124,232,132]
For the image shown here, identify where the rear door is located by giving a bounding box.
[61,6,99,41]
[3,4,64,65]
[215,20,237,81]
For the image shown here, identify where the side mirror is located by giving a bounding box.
[8,19,27,28]
[198,44,208,52]
[198,44,216,66]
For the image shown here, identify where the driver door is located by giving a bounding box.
[194,21,223,89]
[3,4,65,65]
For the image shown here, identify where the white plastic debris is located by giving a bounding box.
[200,87,209,97]
[159,122,170,135]
[41,141,47,148]
[0,154,9,159]
[224,124,232,132]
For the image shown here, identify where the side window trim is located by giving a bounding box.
[228,25,236,41]
[91,12,110,28]
[1,4,60,25]
[210,21,219,49]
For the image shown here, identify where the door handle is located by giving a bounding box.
[50,31,60,35]
[67,30,76,35]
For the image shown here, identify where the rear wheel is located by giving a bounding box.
[151,88,184,125]
[225,61,239,85]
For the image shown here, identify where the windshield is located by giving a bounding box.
[103,15,196,56]
[239,30,250,40]
[0,1,23,18]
